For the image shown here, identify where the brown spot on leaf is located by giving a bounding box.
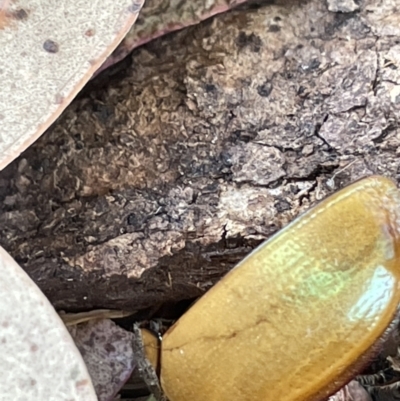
[11,8,28,20]
[54,93,65,104]
[43,39,59,53]
[84,28,95,37]
[76,379,89,388]
[0,2,28,29]
[30,343,39,352]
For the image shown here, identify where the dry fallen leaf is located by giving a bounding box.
[0,246,97,400]
[69,319,136,401]
[329,381,372,401]
[0,0,144,171]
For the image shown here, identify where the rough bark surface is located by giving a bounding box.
[96,0,251,75]
[1,0,400,311]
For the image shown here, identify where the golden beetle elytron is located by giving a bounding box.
[157,175,400,401]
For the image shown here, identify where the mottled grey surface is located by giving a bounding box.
[69,319,135,401]
[0,247,96,400]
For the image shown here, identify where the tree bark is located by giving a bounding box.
[1,0,399,312]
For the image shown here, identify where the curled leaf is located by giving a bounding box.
[0,246,97,400]
[0,0,144,170]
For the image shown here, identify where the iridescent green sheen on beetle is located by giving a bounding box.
[160,176,400,401]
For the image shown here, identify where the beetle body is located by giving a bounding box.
[160,176,400,401]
